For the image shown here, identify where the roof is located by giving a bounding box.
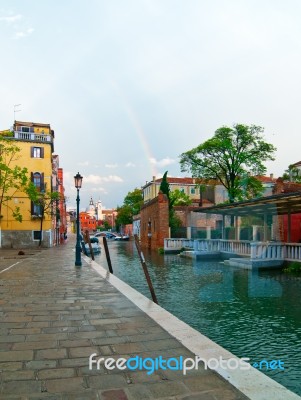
[193,191,301,217]
[14,120,51,128]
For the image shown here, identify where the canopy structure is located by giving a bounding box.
[193,191,301,242]
[193,191,301,217]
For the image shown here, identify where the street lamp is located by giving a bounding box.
[74,172,83,267]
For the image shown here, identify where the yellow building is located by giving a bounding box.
[0,121,55,248]
[142,176,204,204]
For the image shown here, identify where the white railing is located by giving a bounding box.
[13,131,52,142]
[164,239,301,262]
[164,238,194,251]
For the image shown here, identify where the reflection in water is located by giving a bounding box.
[96,240,301,396]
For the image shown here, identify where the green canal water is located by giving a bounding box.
[96,240,301,396]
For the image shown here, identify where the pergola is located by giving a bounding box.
[193,191,301,242]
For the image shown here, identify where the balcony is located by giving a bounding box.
[12,131,53,143]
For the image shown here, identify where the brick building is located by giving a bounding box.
[140,191,169,250]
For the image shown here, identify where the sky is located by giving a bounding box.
[1,0,301,210]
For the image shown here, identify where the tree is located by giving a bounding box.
[26,183,60,246]
[0,137,29,246]
[180,124,276,203]
[115,188,143,231]
[169,189,192,206]
[159,171,183,229]
[123,188,144,215]
[282,164,301,182]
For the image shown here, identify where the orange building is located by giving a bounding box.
[79,211,97,232]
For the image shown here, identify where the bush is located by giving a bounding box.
[283,261,301,273]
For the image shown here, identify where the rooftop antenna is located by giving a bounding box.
[14,104,21,121]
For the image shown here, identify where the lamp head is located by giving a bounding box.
[74,172,83,189]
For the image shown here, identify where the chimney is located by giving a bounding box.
[270,173,274,180]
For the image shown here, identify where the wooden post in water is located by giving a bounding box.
[103,236,113,274]
[84,230,95,261]
[134,234,158,305]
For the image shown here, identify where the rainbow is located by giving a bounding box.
[111,80,157,178]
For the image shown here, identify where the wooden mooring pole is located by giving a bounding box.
[103,236,113,274]
[134,234,158,305]
[84,230,95,261]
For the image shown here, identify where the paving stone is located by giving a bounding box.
[12,340,57,351]
[88,374,128,390]
[0,361,23,371]
[35,348,67,360]
[25,360,57,369]
[0,334,26,343]
[69,346,99,358]
[99,389,128,400]
[37,368,76,379]
[1,370,35,381]
[45,377,86,393]
[1,380,41,395]
[0,350,33,362]
[59,339,92,348]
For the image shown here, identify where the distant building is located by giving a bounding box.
[82,197,117,231]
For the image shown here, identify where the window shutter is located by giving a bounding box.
[41,173,45,191]
[41,147,44,158]
[31,172,34,182]
[31,147,34,157]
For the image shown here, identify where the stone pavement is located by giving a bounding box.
[0,238,250,400]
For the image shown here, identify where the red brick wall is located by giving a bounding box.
[140,191,169,250]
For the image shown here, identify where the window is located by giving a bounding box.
[21,126,34,133]
[31,172,44,215]
[33,172,42,190]
[190,188,195,194]
[33,204,42,216]
[33,231,42,241]
[31,146,44,158]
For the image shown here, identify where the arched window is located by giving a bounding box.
[33,172,41,190]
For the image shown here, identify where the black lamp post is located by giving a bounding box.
[74,172,83,267]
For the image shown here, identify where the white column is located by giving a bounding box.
[206,226,211,239]
[252,225,258,241]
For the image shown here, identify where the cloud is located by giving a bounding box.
[0,14,22,23]
[149,157,176,167]
[125,162,135,167]
[15,27,34,39]
[91,187,108,194]
[105,163,118,168]
[84,174,123,184]
[78,161,90,166]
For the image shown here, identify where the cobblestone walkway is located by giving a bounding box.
[0,239,249,399]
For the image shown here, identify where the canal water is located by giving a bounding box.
[96,239,301,396]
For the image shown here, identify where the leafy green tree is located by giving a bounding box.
[0,137,29,246]
[180,124,276,203]
[169,189,192,206]
[282,165,301,182]
[115,188,143,231]
[123,188,144,215]
[26,182,60,246]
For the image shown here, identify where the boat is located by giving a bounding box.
[114,235,130,241]
[81,241,101,255]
